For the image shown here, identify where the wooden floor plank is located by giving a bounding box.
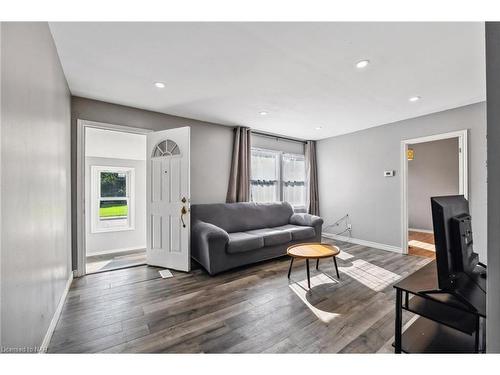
[408,231,436,258]
[48,238,431,353]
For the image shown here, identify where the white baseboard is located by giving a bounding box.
[322,232,403,254]
[39,273,73,353]
[408,228,434,234]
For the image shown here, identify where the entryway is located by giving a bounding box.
[76,120,191,276]
[401,130,468,257]
[83,125,148,274]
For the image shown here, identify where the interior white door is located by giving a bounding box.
[146,127,190,271]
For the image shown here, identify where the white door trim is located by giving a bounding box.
[76,119,152,277]
[400,129,468,255]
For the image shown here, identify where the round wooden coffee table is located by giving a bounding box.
[287,243,340,289]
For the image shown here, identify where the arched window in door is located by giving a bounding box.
[152,139,180,157]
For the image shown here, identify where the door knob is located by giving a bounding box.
[180,206,187,228]
[181,197,187,203]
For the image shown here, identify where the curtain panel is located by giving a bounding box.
[305,140,320,215]
[226,127,251,203]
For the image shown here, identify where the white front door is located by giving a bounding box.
[146,127,190,271]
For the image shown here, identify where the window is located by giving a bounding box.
[152,139,180,157]
[251,149,280,203]
[282,153,306,207]
[250,148,306,208]
[91,166,135,233]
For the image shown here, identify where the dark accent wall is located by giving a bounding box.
[70,97,234,269]
[486,22,500,353]
[408,138,460,231]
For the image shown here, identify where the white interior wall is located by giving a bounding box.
[85,128,146,256]
[86,127,146,160]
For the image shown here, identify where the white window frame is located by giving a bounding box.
[250,147,306,209]
[90,165,135,233]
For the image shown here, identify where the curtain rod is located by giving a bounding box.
[252,130,307,145]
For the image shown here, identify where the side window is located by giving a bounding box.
[91,166,135,233]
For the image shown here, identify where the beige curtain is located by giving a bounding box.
[305,140,320,215]
[226,127,251,203]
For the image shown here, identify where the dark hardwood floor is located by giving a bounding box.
[48,239,431,353]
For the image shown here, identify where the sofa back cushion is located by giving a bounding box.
[191,202,294,233]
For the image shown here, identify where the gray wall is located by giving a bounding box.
[486,22,500,353]
[71,96,234,268]
[1,22,72,349]
[252,133,305,155]
[317,102,487,261]
[408,138,459,231]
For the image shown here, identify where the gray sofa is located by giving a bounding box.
[190,202,323,275]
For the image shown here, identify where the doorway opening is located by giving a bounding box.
[77,121,151,275]
[76,120,191,277]
[401,130,468,258]
[84,126,147,273]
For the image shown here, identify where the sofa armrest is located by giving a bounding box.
[192,220,230,243]
[289,213,324,228]
[191,220,230,275]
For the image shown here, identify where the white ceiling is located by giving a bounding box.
[49,22,485,140]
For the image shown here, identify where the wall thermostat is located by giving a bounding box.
[384,170,395,177]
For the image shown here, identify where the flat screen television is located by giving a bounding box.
[430,195,479,290]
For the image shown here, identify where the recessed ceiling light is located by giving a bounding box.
[315,126,323,130]
[154,82,166,88]
[409,96,421,102]
[259,111,268,116]
[355,59,370,69]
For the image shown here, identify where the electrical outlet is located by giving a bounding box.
[347,224,352,230]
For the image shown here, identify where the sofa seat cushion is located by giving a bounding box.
[227,232,265,254]
[276,224,316,241]
[245,228,292,247]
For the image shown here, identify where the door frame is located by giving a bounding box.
[76,119,152,277]
[400,129,468,255]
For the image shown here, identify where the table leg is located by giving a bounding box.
[287,257,294,279]
[316,259,319,270]
[333,256,340,279]
[306,259,311,289]
[395,288,403,354]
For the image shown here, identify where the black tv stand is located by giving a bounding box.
[393,261,486,353]
[420,288,478,312]
[478,262,487,278]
